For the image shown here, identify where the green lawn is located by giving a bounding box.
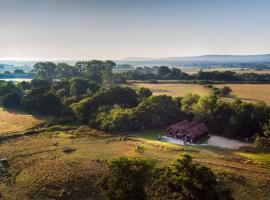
[131,129,165,141]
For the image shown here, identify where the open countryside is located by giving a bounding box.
[2,1,270,200]
[132,83,270,105]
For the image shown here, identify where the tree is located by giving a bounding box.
[137,87,152,99]
[136,95,184,129]
[30,79,51,91]
[39,93,62,116]
[157,66,171,77]
[72,86,138,122]
[191,94,219,122]
[255,119,270,147]
[2,92,21,108]
[3,71,11,74]
[181,93,200,113]
[69,78,91,97]
[13,69,25,74]
[99,157,155,200]
[32,62,57,80]
[220,86,232,96]
[0,81,18,96]
[56,63,78,78]
[93,106,140,131]
[148,154,233,200]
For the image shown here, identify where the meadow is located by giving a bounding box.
[131,83,209,97]
[214,84,270,104]
[0,128,270,200]
[0,108,42,136]
[132,82,270,105]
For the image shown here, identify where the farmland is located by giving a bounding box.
[0,108,42,136]
[132,82,270,105]
[0,128,270,199]
[131,83,209,97]
[214,84,270,104]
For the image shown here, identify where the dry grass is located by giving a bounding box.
[0,108,42,135]
[132,83,209,97]
[215,84,270,105]
[0,129,270,199]
[132,83,270,105]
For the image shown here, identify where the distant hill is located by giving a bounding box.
[2,54,270,70]
[116,54,270,67]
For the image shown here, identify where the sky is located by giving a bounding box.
[1,0,270,60]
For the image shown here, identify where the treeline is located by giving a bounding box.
[181,94,270,139]
[31,61,125,84]
[0,69,32,79]
[2,77,270,144]
[13,60,270,84]
[121,66,270,83]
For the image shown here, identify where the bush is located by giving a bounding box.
[99,157,155,200]
[1,92,21,108]
[148,154,233,200]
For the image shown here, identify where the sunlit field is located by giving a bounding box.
[215,84,270,105]
[132,83,209,97]
[0,108,42,135]
[132,83,270,105]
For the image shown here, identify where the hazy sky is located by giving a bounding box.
[1,0,270,60]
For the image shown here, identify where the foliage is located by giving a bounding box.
[181,93,200,113]
[148,154,233,200]
[2,92,21,108]
[93,95,185,132]
[99,155,232,200]
[182,93,270,138]
[98,157,155,200]
[209,85,232,97]
[137,87,152,99]
[255,119,270,147]
[32,62,57,80]
[72,86,138,122]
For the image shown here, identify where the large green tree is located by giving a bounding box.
[32,62,57,80]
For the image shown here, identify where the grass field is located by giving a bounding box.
[0,108,42,136]
[215,84,270,105]
[0,128,270,199]
[132,83,270,105]
[132,83,209,97]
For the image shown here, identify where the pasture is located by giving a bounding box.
[214,84,270,105]
[132,83,209,97]
[132,83,270,105]
[0,108,42,136]
[0,128,270,199]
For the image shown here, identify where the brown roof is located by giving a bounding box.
[169,120,189,130]
[186,123,208,138]
[179,121,199,132]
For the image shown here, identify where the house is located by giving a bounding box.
[166,120,189,137]
[184,123,209,143]
[166,120,209,143]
